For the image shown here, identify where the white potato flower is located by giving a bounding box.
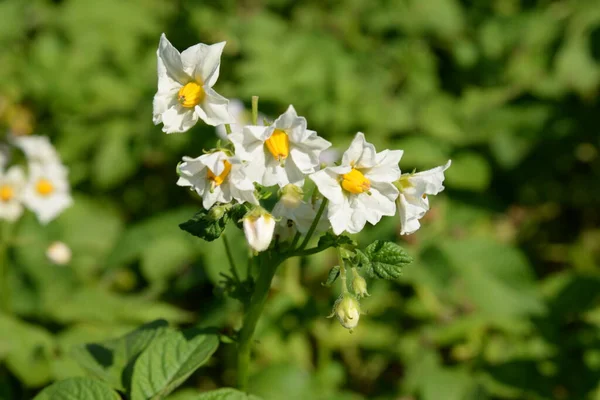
[243,210,276,252]
[0,165,26,222]
[153,34,234,133]
[23,163,73,224]
[11,135,61,164]
[271,184,329,240]
[396,160,451,235]
[176,151,258,210]
[229,105,331,187]
[309,132,402,235]
[46,241,72,266]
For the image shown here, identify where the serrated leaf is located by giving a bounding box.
[179,208,230,242]
[352,249,370,269]
[322,265,340,287]
[364,240,413,280]
[33,377,120,400]
[182,388,262,400]
[71,320,169,392]
[131,329,219,400]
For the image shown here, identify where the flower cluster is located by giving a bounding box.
[154,35,451,330]
[0,135,72,224]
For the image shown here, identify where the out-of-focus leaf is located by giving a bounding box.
[33,377,120,400]
[445,152,491,191]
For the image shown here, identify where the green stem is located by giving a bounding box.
[222,233,239,282]
[225,124,232,135]
[297,198,328,251]
[237,252,283,390]
[290,231,301,250]
[251,96,259,125]
[0,222,11,313]
[338,248,348,293]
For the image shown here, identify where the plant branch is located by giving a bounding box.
[251,96,259,125]
[297,198,328,251]
[222,233,239,282]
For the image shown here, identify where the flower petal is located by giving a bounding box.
[364,149,403,183]
[180,41,226,88]
[342,132,377,168]
[161,105,199,133]
[359,182,398,225]
[410,160,452,195]
[157,33,189,85]
[195,88,234,126]
[310,169,344,205]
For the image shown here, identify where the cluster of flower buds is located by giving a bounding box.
[0,135,72,224]
[153,34,451,330]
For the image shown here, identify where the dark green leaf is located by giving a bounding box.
[131,328,219,400]
[363,240,413,280]
[180,388,262,399]
[317,232,356,249]
[322,265,340,287]
[179,207,230,242]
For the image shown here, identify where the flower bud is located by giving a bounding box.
[243,209,275,252]
[209,204,230,220]
[352,275,370,298]
[328,293,361,331]
[279,184,303,209]
[46,241,72,265]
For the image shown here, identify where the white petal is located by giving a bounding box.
[290,132,331,173]
[309,169,345,205]
[161,105,199,133]
[364,149,403,183]
[342,132,377,168]
[180,41,225,87]
[157,33,189,85]
[396,195,427,235]
[274,105,300,131]
[328,197,353,235]
[410,160,452,195]
[0,200,23,222]
[200,151,228,175]
[196,88,234,126]
[153,89,179,125]
[359,182,398,225]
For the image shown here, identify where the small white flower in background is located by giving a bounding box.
[0,165,26,222]
[329,293,361,331]
[23,163,73,224]
[272,184,329,240]
[309,132,402,235]
[153,34,234,133]
[229,105,331,187]
[215,99,266,140]
[176,151,258,210]
[243,209,276,252]
[396,160,451,235]
[11,135,60,164]
[46,241,72,265]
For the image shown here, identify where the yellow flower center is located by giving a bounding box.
[207,160,232,187]
[265,129,290,164]
[341,168,371,194]
[398,175,413,190]
[0,185,14,202]
[178,82,205,108]
[36,178,54,196]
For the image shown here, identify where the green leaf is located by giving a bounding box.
[131,328,219,400]
[177,388,262,400]
[317,232,356,249]
[34,377,121,400]
[363,240,413,280]
[71,320,169,392]
[179,207,230,242]
[352,249,370,269]
[322,265,340,287]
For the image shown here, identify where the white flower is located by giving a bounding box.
[23,163,73,224]
[215,99,266,140]
[0,165,26,222]
[396,160,451,235]
[11,135,61,164]
[176,151,258,210]
[309,132,402,235]
[271,184,329,240]
[328,293,361,331]
[229,105,331,187]
[46,241,72,265]
[153,34,234,133]
[243,210,276,252]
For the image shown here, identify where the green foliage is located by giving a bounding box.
[362,240,413,280]
[33,378,120,400]
[184,388,262,400]
[1,0,599,398]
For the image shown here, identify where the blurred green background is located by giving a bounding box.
[1,0,600,399]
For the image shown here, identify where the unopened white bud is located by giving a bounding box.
[279,184,303,209]
[243,209,275,252]
[328,293,361,331]
[352,275,370,298]
[46,241,72,266]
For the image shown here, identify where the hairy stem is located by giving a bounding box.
[251,96,259,126]
[222,233,239,282]
[237,252,283,390]
[224,124,232,135]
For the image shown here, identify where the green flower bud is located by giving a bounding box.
[209,204,231,220]
[279,184,304,209]
[352,274,370,298]
[328,293,361,331]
